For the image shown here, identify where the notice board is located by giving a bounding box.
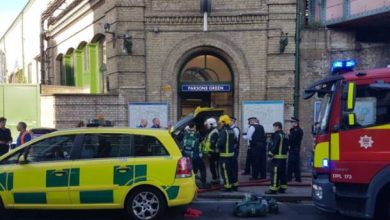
[128,102,168,128]
[242,101,284,133]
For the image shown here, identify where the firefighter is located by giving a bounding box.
[217,115,236,192]
[288,117,304,182]
[202,118,220,184]
[266,122,289,194]
[230,116,240,190]
[182,121,208,189]
[243,117,267,180]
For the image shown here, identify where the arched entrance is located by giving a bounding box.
[178,52,234,118]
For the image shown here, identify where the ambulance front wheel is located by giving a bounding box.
[125,186,167,220]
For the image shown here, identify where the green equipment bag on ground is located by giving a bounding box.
[233,194,279,217]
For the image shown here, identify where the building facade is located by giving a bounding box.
[0,0,51,84]
[43,0,298,125]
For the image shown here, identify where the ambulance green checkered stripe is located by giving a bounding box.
[14,193,47,204]
[46,169,70,187]
[114,165,134,186]
[165,186,180,200]
[134,165,147,184]
[0,173,6,191]
[69,168,80,186]
[80,190,113,203]
[46,168,80,187]
[7,172,13,191]
[0,172,13,191]
[114,165,147,186]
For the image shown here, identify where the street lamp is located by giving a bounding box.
[103,23,133,55]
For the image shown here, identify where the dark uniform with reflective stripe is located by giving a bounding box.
[268,130,289,192]
[217,125,235,190]
[288,126,303,182]
[203,128,220,183]
[250,124,267,179]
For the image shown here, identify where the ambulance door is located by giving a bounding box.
[69,133,134,207]
[5,135,76,208]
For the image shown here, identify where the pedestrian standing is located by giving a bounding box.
[265,122,289,194]
[151,118,161,128]
[230,116,240,190]
[288,117,304,182]
[243,117,267,180]
[217,115,235,192]
[0,117,12,156]
[202,118,220,185]
[16,122,31,148]
[242,119,252,175]
[182,122,208,189]
[137,119,148,128]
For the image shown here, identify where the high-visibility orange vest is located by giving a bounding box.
[20,131,29,145]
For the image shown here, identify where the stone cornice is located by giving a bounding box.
[145,14,268,25]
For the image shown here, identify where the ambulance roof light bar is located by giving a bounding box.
[331,59,357,75]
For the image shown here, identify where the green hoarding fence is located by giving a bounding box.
[0,84,40,141]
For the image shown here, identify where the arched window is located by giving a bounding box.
[178,53,234,117]
[60,48,75,86]
[90,34,106,93]
[180,55,232,82]
[56,54,64,85]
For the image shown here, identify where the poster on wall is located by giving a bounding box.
[128,102,168,128]
[242,101,284,133]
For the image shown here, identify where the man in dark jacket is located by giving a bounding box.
[288,117,304,182]
[0,117,12,156]
[265,122,289,194]
[243,117,267,180]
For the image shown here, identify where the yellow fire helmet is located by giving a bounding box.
[218,114,231,125]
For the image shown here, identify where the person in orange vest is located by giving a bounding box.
[16,122,31,148]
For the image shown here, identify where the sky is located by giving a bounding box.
[0,0,29,37]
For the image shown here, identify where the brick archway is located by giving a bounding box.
[160,32,251,121]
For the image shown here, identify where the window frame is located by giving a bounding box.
[341,81,390,130]
[0,134,80,165]
[71,133,170,161]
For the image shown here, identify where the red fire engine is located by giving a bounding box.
[304,60,390,219]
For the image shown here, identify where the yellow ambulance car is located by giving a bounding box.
[0,128,195,220]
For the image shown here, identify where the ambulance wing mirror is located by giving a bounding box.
[343,82,356,111]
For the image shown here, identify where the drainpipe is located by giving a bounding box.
[40,17,46,87]
[294,0,302,118]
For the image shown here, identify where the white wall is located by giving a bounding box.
[0,0,51,84]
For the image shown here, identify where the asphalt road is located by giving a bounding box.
[6,200,360,220]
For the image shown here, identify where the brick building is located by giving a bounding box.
[39,0,299,166]
[42,0,298,124]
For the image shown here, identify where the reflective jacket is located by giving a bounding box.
[217,126,235,158]
[202,128,219,154]
[268,130,289,159]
